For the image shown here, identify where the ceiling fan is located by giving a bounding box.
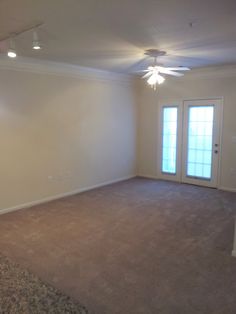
[140,49,190,90]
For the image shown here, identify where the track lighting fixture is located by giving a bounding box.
[7,38,17,58]
[1,23,44,58]
[32,30,41,50]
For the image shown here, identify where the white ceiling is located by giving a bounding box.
[0,0,236,73]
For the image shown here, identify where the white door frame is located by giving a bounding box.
[157,98,223,188]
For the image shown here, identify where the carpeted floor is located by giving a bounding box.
[0,178,236,313]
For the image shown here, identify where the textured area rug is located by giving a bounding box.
[0,253,88,314]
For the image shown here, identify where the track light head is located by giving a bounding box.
[32,30,41,50]
[7,38,17,58]
[33,43,41,50]
[7,49,17,58]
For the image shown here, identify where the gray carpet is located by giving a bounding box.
[0,178,236,313]
[0,253,88,313]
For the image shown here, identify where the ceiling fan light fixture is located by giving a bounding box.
[147,70,165,89]
[157,74,165,85]
[147,73,158,86]
[142,49,191,90]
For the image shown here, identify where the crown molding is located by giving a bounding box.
[171,64,236,80]
[1,56,236,83]
[0,56,132,84]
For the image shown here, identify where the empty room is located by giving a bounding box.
[1,0,236,313]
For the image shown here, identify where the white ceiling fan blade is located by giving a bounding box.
[133,69,150,73]
[142,71,153,79]
[164,67,190,71]
[158,68,184,77]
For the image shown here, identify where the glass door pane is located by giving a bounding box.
[187,106,214,179]
[162,107,178,174]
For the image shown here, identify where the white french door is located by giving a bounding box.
[158,99,222,188]
[182,99,221,187]
[158,102,183,182]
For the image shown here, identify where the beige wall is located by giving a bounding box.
[137,71,236,191]
[1,63,236,213]
[0,68,137,212]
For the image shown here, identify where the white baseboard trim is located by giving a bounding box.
[0,175,136,216]
[137,174,159,180]
[137,178,236,192]
[218,186,236,193]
